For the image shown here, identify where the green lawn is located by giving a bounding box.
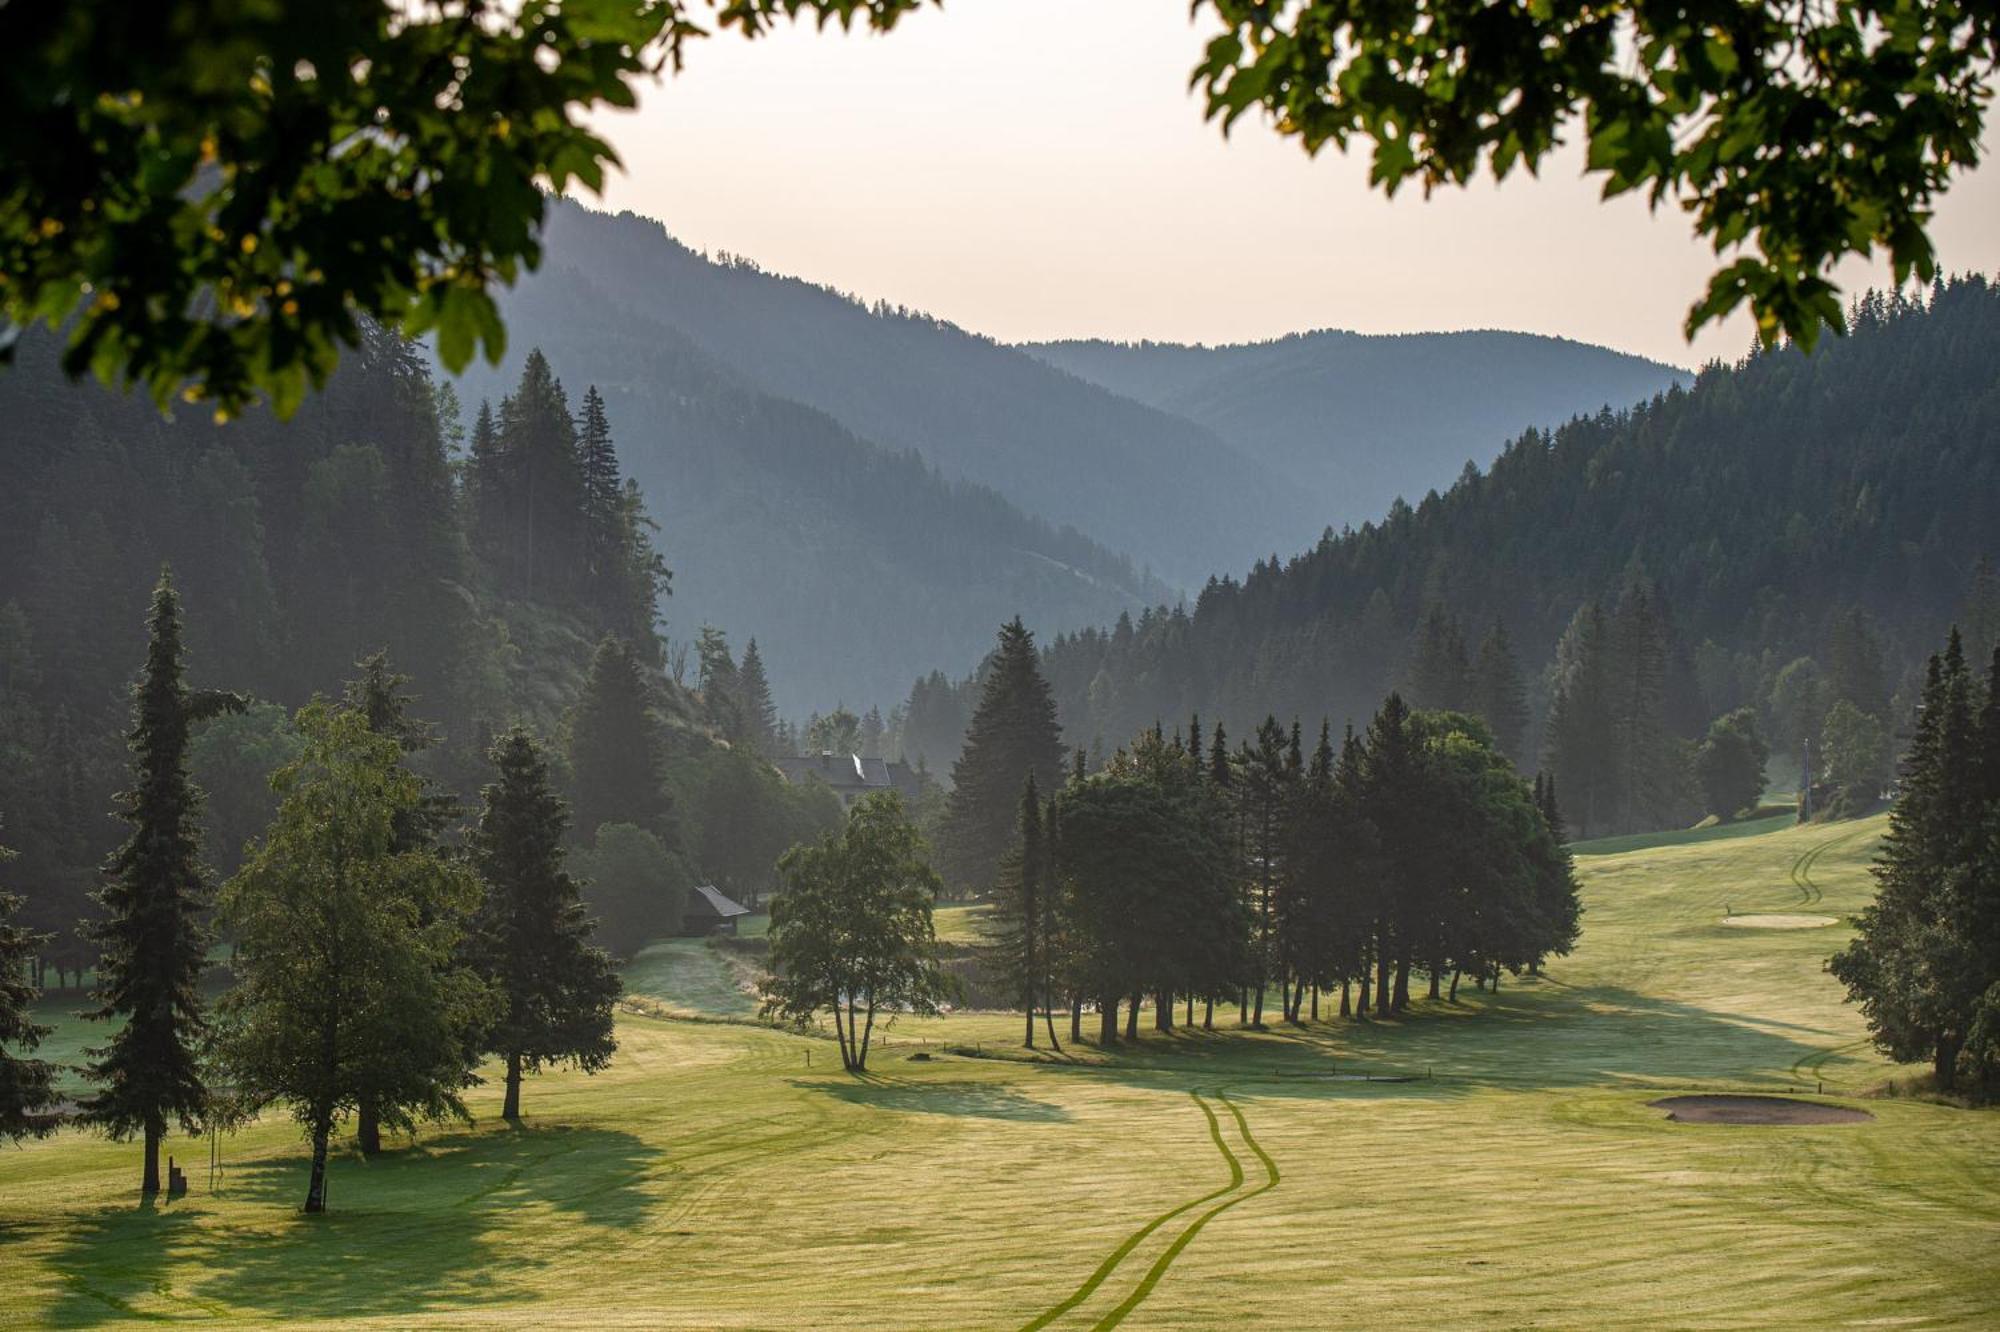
[4,812,1996,1328]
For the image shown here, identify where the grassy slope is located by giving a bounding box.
[4,813,1997,1329]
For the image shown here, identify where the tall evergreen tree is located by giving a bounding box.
[940,619,1066,894]
[737,638,779,756]
[569,636,669,843]
[80,570,245,1194]
[575,384,626,616]
[992,773,1056,1048]
[1,836,58,1141]
[1406,602,1471,712]
[1471,618,1531,765]
[469,727,621,1120]
[338,649,462,1154]
[1544,603,1616,838]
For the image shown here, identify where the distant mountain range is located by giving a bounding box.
[453,200,1701,714]
[1025,330,1688,536]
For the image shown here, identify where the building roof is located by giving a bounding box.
[686,883,751,919]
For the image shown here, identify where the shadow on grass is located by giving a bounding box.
[39,1124,664,1324]
[939,982,1854,1101]
[797,1076,1073,1122]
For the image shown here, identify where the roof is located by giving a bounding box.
[686,883,751,919]
[775,752,885,791]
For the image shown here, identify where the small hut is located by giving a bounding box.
[682,883,751,937]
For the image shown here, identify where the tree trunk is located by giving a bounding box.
[1375,947,1392,1014]
[1252,980,1265,1028]
[357,1097,382,1155]
[1186,992,1194,1027]
[1491,965,1501,992]
[1936,1031,1962,1091]
[1428,969,1441,1001]
[304,1117,331,1213]
[1070,993,1083,1044]
[1099,996,1119,1045]
[830,998,849,1069]
[1024,1002,1036,1049]
[1043,984,1063,1052]
[502,1050,523,1119]
[1125,990,1140,1040]
[1448,969,1461,1002]
[1311,984,1320,1022]
[1393,954,1411,1012]
[1340,978,1351,1017]
[1238,986,1248,1025]
[142,1123,162,1196]
[1155,989,1172,1031]
[1203,997,1213,1030]
[857,996,878,1071]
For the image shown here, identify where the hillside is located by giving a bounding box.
[521,202,1320,586]
[8,815,1996,1326]
[1027,279,2000,758]
[1027,329,1688,533]
[449,261,1170,715]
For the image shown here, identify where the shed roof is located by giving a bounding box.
[687,883,751,919]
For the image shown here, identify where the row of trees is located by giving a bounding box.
[1833,629,2000,1096]
[0,575,623,1210]
[990,699,1581,1046]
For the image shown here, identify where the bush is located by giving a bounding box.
[573,822,691,957]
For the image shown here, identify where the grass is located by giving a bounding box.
[4,812,1997,1328]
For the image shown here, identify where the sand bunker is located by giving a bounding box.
[1722,913,1838,929]
[1650,1095,1873,1125]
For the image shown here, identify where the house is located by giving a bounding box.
[773,752,925,811]
[682,883,752,937]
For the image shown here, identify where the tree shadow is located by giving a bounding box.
[796,1076,1073,1122]
[39,1198,225,1327]
[34,1124,666,1324]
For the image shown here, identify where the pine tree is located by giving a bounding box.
[992,773,1053,1048]
[940,619,1066,894]
[576,384,626,619]
[81,569,245,1194]
[569,636,669,842]
[1,836,58,1141]
[338,650,463,1154]
[1471,618,1531,765]
[737,639,779,756]
[1544,603,1615,838]
[1406,602,1471,712]
[470,727,621,1119]
[696,626,743,744]
[486,350,587,602]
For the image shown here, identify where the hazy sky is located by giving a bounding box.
[584,0,2000,369]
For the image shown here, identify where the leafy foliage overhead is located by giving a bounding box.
[1192,0,1997,347]
[0,0,930,414]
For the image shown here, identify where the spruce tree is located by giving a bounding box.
[940,619,1066,894]
[1,837,58,1141]
[470,727,621,1120]
[81,569,245,1194]
[569,636,669,843]
[575,384,626,618]
[339,650,462,1154]
[1471,618,1531,765]
[1406,602,1471,712]
[737,639,779,756]
[992,773,1051,1048]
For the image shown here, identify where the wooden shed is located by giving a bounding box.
[682,883,752,937]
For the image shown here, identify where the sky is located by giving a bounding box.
[583,0,2000,369]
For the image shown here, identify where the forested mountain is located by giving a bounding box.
[450,254,1170,714]
[511,202,1320,586]
[1026,330,1687,534]
[944,279,2000,834]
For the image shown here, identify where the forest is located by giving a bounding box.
[882,281,2000,839]
[0,324,837,979]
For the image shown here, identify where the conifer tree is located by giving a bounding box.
[339,650,463,1154]
[737,639,779,756]
[569,636,669,842]
[470,727,621,1120]
[1471,618,1531,765]
[992,773,1053,1048]
[575,384,626,615]
[940,619,1066,894]
[1,837,58,1141]
[81,569,245,1194]
[1406,602,1471,711]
